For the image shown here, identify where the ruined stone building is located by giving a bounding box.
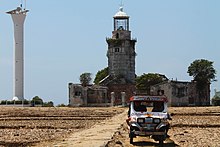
[151,80,210,106]
[68,6,211,107]
[213,89,220,98]
[68,83,108,106]
[69,6,137,106]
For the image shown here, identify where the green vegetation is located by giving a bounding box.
[94,67,108,84]
[80,72,92,87]
[188,59,217,105]
[57,103,67,107]
[0,100,30,105]
[31,96,54,107]
[135,73,166,94]
[43,101,54,107]
[188,59,216,89]
[0,96,54,107]
[31,96,43,106]
[212,96,220,106]
[106,38,122,46]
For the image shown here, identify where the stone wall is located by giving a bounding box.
[151,80,210,106]
[107,84,135,105]
[69,83,108,107]
[106,38,136,83]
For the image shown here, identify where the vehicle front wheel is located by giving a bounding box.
[159,139,164,146]
[130,135,133,144]
[129,130,134,144]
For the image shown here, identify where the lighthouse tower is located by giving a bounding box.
[106,6,136,83]
[6,6,28,101]
[99,6,137,105]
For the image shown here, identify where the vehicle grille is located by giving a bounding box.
[137,117,159,131]
[145,117,153,123]
[140,123,157,131]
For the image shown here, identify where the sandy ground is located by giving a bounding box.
[106,106,220,147]
[0,106,220,147]
[48,110,128,147]
[0,107,125,147]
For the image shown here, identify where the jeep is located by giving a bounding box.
[127,96,171,145]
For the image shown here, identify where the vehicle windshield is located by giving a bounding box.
[133,101,164,112]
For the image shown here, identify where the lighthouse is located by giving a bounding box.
[99,6,137,104]
[6,6,28,101]
[106,6,136,83]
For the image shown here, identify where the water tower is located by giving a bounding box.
[6,6,28,101]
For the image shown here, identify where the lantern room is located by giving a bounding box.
[113,7,129,31]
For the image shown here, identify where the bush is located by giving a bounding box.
[23,100,30,104]
[0,100,7,105]
[57,104,66,107]
[212,97,220,106]
[43,101,54,107]
[0,100,30,105]
[15,101,24,104]
[7,101,15,105]
[31,96,43,106]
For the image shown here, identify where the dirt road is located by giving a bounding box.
[40,109,128,147]
[105,119,177,147]
[0,107,125,147]
[38,108,177,147]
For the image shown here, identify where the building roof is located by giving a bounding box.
[99,75,133,86]
[114,7,129,18]
[151,80,190,88]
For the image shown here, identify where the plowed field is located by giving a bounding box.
[0,106,220,147]
[169,107,220,147]
[0,107,124,146]
[106,106,220,147]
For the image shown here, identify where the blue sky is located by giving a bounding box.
[0,0,219,105]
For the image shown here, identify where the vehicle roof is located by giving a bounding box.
[130,96,168,102]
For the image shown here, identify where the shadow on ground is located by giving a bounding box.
[132,138,179,147]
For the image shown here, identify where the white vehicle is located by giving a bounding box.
[127,96,171,145]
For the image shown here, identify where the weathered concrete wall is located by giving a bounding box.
[68,83,85,106]
[107,28,136,84]
[107,84,135,105]
[69,83,108,107]
[151,80,210,106]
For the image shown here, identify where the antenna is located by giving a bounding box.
[24,0,27,10]
[19,0,27,10]
[120,0,124,7]
[20,0,22,8]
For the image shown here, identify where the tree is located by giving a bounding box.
[80,72,92,87]
[43,101,54,107]
[31,96,43,106]
[188,59,216,87]
[94,67,108,84]
[187,59,217,105]
[57,103,67,107]
[212,96,220,106]
[135,73,167,94]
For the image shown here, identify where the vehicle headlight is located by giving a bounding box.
[130,117,137,122]
[137,118,145,123]
[153,118,161,123]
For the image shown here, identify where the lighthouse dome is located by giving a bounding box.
[114,7,129,18]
